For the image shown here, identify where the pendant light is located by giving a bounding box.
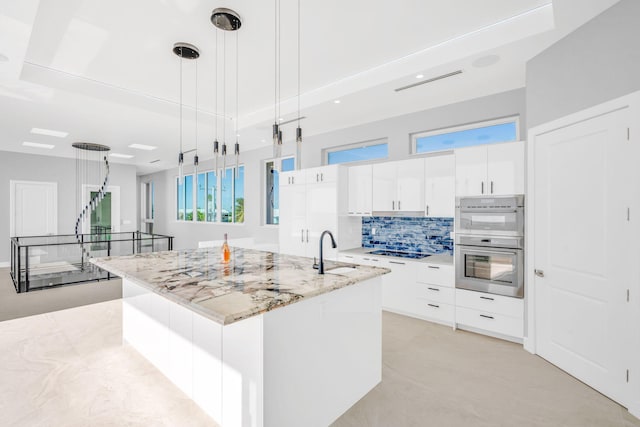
[173,42,200,185]
[272,0,283,170]
[211,8,242,179]
[213,29,219,174]
[295,0,302,170]
[194,55,199,176]
[234,29,240,178]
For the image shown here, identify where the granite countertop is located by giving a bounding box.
[339,247,454,266]
[91,248,390,325]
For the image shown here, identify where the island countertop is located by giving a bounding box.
[91,247,390,325]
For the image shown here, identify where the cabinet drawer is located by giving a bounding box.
[455,289,523,317]
[416,263,454,287]
[455,306,523,338]
[412,283,455,305]
[420,300,455,325]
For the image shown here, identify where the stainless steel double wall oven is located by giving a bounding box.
[455,195,525,298]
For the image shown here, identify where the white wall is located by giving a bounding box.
[0,150,137,262]
[526,0,640,128]
[141,89,525,251]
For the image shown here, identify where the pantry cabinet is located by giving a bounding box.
[455,141,524,197]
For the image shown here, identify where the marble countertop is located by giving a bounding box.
[91,248,390,325]
[339,247,453,266]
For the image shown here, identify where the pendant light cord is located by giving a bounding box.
[223,31,226,145]
[214,30,218,141]
[180,53,183,153]
[274,0,278,125]
[297,0,300,126]
[278,0,281,122]
[236,31,239,143]
[195,59,198,157]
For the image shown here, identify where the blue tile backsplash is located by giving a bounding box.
[362,217,454,255]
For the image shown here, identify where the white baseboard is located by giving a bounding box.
[628,404,640,420]
[0,261,9,268]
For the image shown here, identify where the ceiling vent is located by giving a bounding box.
[149,159,161,164]
[394,70,463,92]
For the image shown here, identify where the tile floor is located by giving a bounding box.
[0,296,638,426]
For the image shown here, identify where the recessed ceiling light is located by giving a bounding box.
[23,141,55,149]
[30,127,68,138]
[128,143,157,151]
[261,139,266,143]
[0,53,8,62]
[334,99,341,104]
[110,153,134,159]
[236,133,240,137]
[279,117,284,121]
[415,74,424,79]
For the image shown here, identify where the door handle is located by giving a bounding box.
[427,287,440,291]
[427,265,440,269]
[398,200,401,210]
[316,173,319,182]
[427,303,440,308]
[392,201,395,210]
[481,182,484,194]
[306,229,309,243]
[426,205,429,216]
[301,229,304,243]
[292,177,295,184]
[480,314,494,320]
[480,296,494,301]
[535,269,545,278]
[491,181,494,194]
[321,173,323,181]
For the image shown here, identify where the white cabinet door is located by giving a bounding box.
[487,141,525,195]
[455,146,487,196]
[372,162,397,212]
[424,154,455,217]
[306,181,338,260]
[396,158,424,212]
[279,183,307,256]
[348,165,372,216]
[306,165,337,185]
[280,170,305,187]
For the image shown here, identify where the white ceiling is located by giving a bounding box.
[0,0,621,174]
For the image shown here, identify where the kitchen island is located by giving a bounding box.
[92,247,389,427]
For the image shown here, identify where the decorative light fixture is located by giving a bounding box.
[213,28,219,174]
[272,0,283,169]
[295,0,302,170]
[194,51,200,176]
[173,42,200,185]
[211,7,242,179]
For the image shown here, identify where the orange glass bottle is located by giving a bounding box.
[221,233,231,263]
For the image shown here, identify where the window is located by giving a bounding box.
[176,175,193,221]
[265,157,295,225]
[176,166,242,223]
[413,117,518,154]
[325,140,388,165]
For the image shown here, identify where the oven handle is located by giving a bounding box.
[458,247,521,256]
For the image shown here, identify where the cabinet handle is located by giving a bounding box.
[344,255,353,259]
[363,257,370,260]
[427,265,440,269]
[398,200,401,210]
[292,177,295,184]
[427,287,440,292]
[481,182,484,194]
[426,205,429,216]
[428,303,440,308]
[491,181,494,194]
[316,173,319,182]
[371,259,379,262]
[480,314,494,320]
[301,229,304,243]
[389,261,405,265]
[321,173,324,181]
[306,229,309,243]
[480,296,494,301]
[392,201,395,210]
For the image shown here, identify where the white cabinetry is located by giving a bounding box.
[424,154,455,217]
[280,165,353,261]
[455,289,523,339]
[455,141,524,196]
[372,159,424,212]
[348,164,372,216]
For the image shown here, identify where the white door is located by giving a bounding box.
[534,108,633,406]
[372,162,397,212]
[396,158,425,211]
[424,154,455,217]
[306,181,338,260]
[10,181,57,237]
[455,146,488,196]
[348,164,372,216]
[487,141,525,196]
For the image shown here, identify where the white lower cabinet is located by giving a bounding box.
[455,289,523,340]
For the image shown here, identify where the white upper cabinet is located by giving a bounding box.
[372,159,424,212]
[455,141,524,196]
[348,164,372,216]
[424,154,455,217]
[487,142,525,196]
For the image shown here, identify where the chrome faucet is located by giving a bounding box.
[316,230,337,274]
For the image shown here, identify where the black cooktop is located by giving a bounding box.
[367,250,431,259]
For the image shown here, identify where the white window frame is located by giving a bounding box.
[410,116,520,155]
[175,164,245,224]
[263,156,295,227]
[323,138,388,166]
